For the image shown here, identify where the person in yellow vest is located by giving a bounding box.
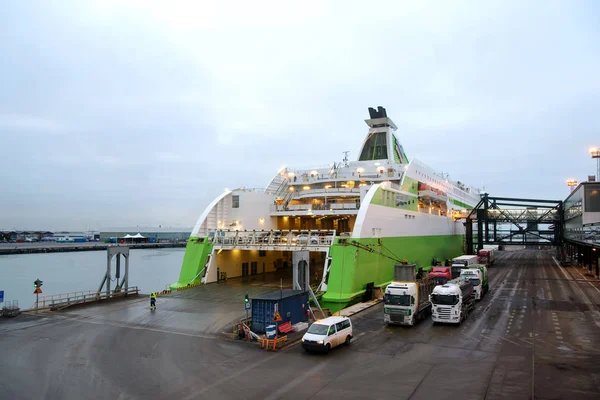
[150,292,157,310]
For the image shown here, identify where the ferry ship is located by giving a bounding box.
[171,107,481,312]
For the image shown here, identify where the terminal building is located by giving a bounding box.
[99,227,192,243]
[562,181,600,277]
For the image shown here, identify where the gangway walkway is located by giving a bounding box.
[207,229,336,252]
[29,287,139,312]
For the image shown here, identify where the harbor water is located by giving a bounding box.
[0,248,185,310]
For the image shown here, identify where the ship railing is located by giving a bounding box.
[283,187,361,202]
[288,170,401,183]
[271,203,359,212]
[209,229,337,248]
[293,187,361,195]
[231,187,266,193]
[28,286,140,311]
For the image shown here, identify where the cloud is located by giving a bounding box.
[0,113,67,134]
[1,0,599,230]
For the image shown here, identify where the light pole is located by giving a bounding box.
[590,147,600,181]
[566,179,578,192]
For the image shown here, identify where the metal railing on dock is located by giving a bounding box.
[29,286,139,311]
[1,300,20,317]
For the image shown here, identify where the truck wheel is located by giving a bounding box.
[345,336,352,345]
[325,343,331,353]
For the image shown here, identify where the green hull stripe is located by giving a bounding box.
[320,234,463,312]
[449,198,471,209]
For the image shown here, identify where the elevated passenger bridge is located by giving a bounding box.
[456,187,599,278]
[462,194,563,252]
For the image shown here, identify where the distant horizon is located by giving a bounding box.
[0,225,194,233]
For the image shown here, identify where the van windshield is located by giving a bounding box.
[431,294,459,305]
[307,323,328,335]
[384,294,411,306]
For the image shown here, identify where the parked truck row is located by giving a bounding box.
[384,253,495,326]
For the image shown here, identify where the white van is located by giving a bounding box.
[301,316,353,353]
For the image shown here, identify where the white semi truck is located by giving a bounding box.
[459,265,489,300]
[384,263,436,326]
[430,276,475,324]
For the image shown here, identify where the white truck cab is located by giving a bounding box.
[384,282,418,326]
[302,316,353,353]
[430,277,474,324]
[460,268,483,300]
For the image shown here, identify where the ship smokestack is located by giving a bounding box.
[367,106,388,119]
[368,107,377,119]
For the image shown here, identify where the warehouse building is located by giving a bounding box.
[99,227,192,243]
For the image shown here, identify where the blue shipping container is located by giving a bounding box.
[251,289,309,333]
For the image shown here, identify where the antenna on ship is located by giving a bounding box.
[342,151,349,167]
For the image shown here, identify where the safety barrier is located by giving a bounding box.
[232,317,253,339]
[232,318,288,350]
[153,290,172,296]
[175,282,202,291]
[259,335,287,350]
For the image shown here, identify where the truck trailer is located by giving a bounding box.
[384,263,436,326]
[430,276,475,324]
[460,264,489,300]
[478,249,495,267]
[451,255,479,278]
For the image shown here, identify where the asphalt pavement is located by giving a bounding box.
[1,249,599,399]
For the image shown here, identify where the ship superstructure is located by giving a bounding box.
[172,107,480,312]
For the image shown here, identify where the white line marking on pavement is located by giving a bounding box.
[264,362,329,400]
[552,256,572,281]
[572,264,600,295]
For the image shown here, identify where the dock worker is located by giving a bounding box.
[150,292,157,310]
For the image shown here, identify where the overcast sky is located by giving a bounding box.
[1,0,599,231]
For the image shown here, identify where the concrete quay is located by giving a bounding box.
[0,241,186,255]
[1,249,599,399]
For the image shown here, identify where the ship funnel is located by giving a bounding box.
[368,107,377,119]
[359,106,406,163]
[364,106,396,130]
[368,106,388,119]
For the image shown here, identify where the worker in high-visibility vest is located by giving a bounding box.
[150,292,157,310]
